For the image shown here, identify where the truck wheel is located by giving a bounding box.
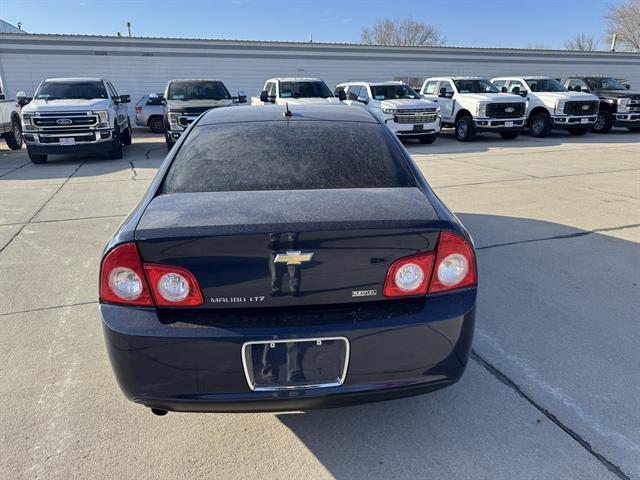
[627,127,640,132]
[455,115,476,142]
[528,112,551,137]
[568,128,587,136]
[418,134,437,144]
[500,131,519,140]
[28,152,47,164]
[121,120,132,145]
[108,126,124,159]
[4,118,23,150]
[149,116,164,134]
[592,111,613,134]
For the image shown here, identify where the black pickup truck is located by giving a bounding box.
[564,76,640,133]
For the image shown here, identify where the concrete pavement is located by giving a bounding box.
[0,129,638,479]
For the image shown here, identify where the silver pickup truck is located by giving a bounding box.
[0,76,25,150]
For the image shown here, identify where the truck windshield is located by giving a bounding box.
[525,78,566,92]
[370,84,420,100]
[168,81,231,101]
[35,81,108,100]
[453,79,500,94]
[162,121,414,193]
[280,82,333,99]
[584,77,627,91]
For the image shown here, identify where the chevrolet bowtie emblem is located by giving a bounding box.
[273,251,314,265]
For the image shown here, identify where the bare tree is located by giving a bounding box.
[606,0,640,51]
[564,33,600,51]
[360,18,445,47]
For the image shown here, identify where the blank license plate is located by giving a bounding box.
[60,137,76,146]
[581,118,590,124]
[505,121,514,127]
[413,124,424,132]
[242,337,349,391]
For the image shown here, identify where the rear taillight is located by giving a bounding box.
[429,232,476,293]
[135,105,142,113]
[144,264,203,307]
[100,242,203,307]
[383,231,476,298]
[100,243,153,306]
[383,252,435,297]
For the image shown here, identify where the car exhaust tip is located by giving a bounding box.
[151,408,168,416]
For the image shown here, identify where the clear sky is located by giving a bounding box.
[1,0,613,50]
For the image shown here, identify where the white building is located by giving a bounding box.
[1,32,639,114]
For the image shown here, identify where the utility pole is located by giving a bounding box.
[610,33,617,52]
[126,21,132,37]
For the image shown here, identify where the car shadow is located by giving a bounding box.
[276,214,639,479]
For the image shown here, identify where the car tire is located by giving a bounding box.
[568,128,587,136]
[108,125,124,159]
[418,134,437,144]
[528,112,552,137]
[455,115,476,142]
[165,134,174,150]
[4,118,23,150]
[500,131,519,140]
[28,152,47,164]
[592,111,613,134]
[628,127,640,132]
[121,120,132,145]
[149,116,165,134]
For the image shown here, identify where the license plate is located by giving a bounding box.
[241,337,349,391]
[581,118,589,124]
[60,137,76,146]
[505,121,514,127]
[413,124,424,132]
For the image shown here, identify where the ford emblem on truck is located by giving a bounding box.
[581,104,590,110]
[56,118,73,125]
[505,107,515,113]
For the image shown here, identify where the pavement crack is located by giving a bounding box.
[129,161,137,180]
[477,223,640,251]
[0,300,97,317]
[0,161,30,178]
[471,351,631,480]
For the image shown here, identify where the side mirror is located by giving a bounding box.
[438,87,447,98]
[16,91,31,106]
[259,90,269,103]
[337,90,347,101]
[501,86,508,93]
[119,94,131,104]
[511,86,520,94]
[626,84,631,90]
[237,91,247,104]
[357,95,368,104]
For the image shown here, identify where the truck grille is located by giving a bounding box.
[486,103,525,118]
[564,101,599,116]
[32,111,98,128]
[178,116,195,127]
[393,108,438,124]
[628,99,640,113]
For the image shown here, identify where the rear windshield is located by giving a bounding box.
[162,121,415,193]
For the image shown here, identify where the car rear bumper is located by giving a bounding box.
[101,289,476,412]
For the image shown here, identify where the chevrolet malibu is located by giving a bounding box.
[99,104,477,414]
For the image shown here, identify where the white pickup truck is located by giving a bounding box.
[420,77,526,141]
[252,78,341,106]
[491,76,599,137]
[0,75,26,150]
[336,81,441,144]
[20,77,132,163]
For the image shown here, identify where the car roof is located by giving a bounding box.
[267,77,324,82]
[197,104,378,126]
[337,81,407,87]
[44,77,104,82]
[168,79,224,82]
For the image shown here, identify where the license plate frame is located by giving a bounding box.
[412,124,424,132]
[241,337,350,391]
[581,118,590,124]
[59,137,76,146]
[505,121,514,127]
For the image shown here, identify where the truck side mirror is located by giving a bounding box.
[626,84,631,90]
[501,86,507,93]
[119,94,131,104]
[511,86,520,94]
[237,91,247,104]
[438,87,447,98]
[259,90,269,102]
[337,90,347,101]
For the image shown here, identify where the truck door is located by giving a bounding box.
[107,81,126,129]
[436,80,456,121]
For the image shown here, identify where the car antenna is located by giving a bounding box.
[284,102,292,117]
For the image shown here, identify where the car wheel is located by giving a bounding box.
[528,112,551,137]
[455,115,476,142]
[568,128,587,136]
[4,118,23,150]
[121,120,132,145]
[500,131,519,140]
[592,111,613,134]
[149,116,165,134]
[628,127,640,132]
[418,134,437,144]
[108,125,124,159]
[28,152,47,164]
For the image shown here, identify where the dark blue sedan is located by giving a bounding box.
[99,104,477,414]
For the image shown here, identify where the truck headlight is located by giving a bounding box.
[617,98,630,113]
[477,102,488,118]
[21,112,36,131]
[382,108,398,115]
[555,100,567,115]
[168,112,183,130]
[95,110,109,128]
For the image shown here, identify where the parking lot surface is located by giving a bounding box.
[1,129,638,480]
